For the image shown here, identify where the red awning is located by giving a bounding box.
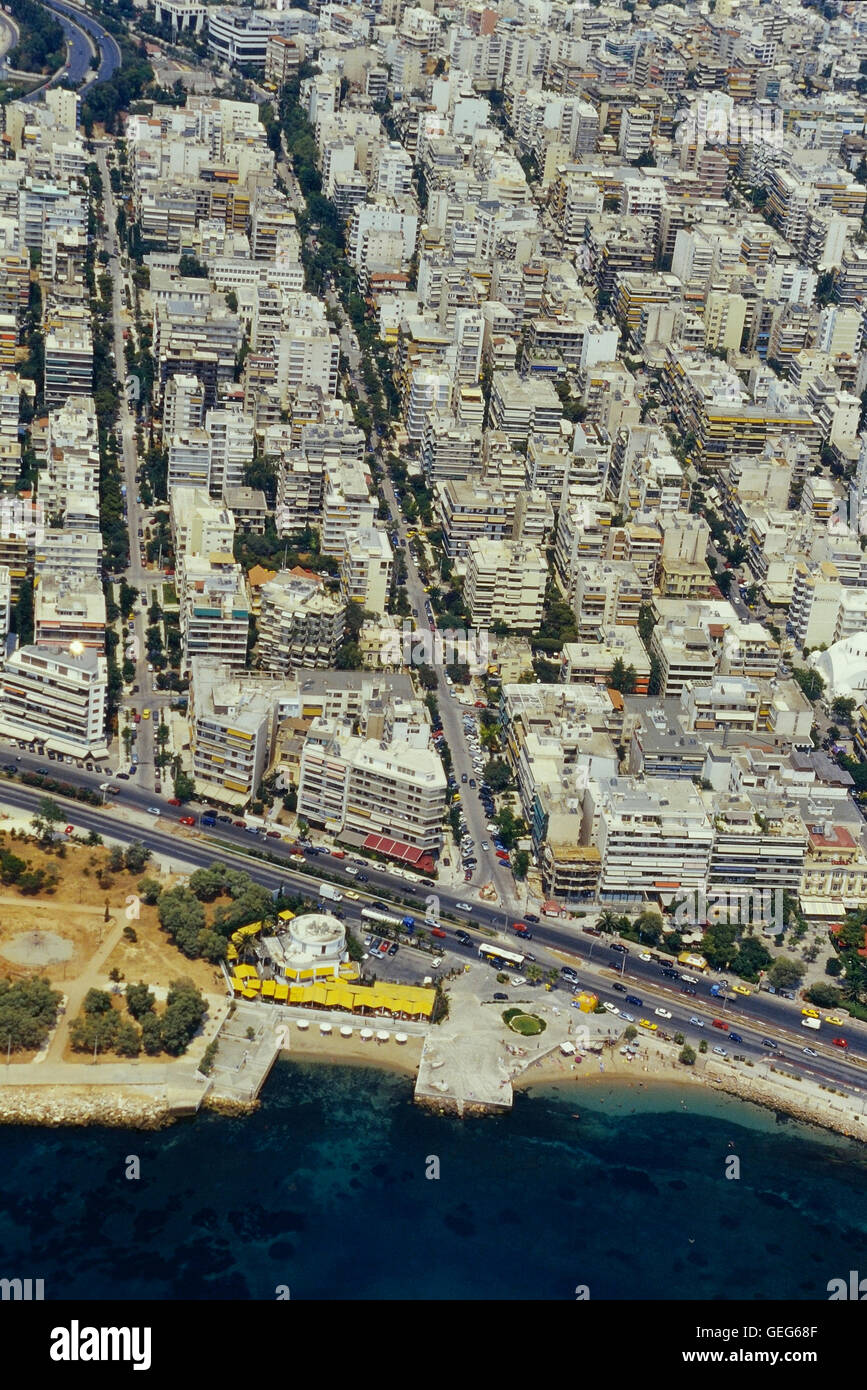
[363,834,423,864]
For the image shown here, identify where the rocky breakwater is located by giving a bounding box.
[0,1086,176,1129]
[705,1064,867,1144]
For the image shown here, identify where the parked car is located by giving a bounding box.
[179,815,195,826]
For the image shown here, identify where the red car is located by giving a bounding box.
[179,815,195,826]
[833,1037,849,1048]
[64,824,74,835]
[431,927,447,938]
[167,797,181,807]
[712,1019,729,1031]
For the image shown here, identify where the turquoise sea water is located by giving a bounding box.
[1,1061,865,1300]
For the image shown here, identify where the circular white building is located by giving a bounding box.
[271,911,347,982]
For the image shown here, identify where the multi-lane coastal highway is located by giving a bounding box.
[2,750,867,1099]
[31,0,120,92]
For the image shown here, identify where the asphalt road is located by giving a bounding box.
[41,0,120,87]
[3,760,867,1098]
[95,143,162,786]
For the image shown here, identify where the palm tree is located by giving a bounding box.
[597,910,620,936]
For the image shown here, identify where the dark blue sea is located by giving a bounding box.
[2,1060,866,1300]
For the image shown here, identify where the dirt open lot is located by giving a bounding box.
[0,834,216,997]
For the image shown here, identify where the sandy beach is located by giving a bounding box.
[279,1025,425,1078]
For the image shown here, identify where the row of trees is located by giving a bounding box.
[145,864,280,963]
[0,976,61,1052]
[8,0,64,74]
[70,978,206,1057]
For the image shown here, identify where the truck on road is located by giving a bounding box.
[319,884,344,904]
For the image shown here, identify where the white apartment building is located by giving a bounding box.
[591,776,714,901]
[321,460,375,557]
[34,528,102,582]
[40,394,100,519]
[0,643,108,758]
[44,321,92,408]
[182,557,250,669]
[789,560,843,650]
[171,487,236,581]
[618,107,654,162]
[340,526,393,615]
[464,538,547,632]
[406,367,452,443]
[298,719,446,851]
[488,371,563,443]
[570,560,643,638]
[0,370,21,486]
[34,576,105,650]
[275,321,339,401]
[650,620,717,696]
[189,659,274,806]
[258,570,345,670]
[163,373,205,437]
[206,406,254,497]
[168,428,211,494]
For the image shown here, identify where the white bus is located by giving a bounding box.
[478,944,525,970]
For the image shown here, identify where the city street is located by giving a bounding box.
[96,144,170,790]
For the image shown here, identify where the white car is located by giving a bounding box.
[510,975,526,986]
[603,1002,620,1015]
[654,1007,672,1019]
[456,902,472,912]
[431,957,442,968]
[712,1046,728,1057]
[621,1013,635,1023]
[639,952,652,961]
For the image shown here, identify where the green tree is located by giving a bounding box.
[125,982,155,1020]
[157,887,206,957]
[137,876,162,905]
[767,956,805,991]
[173,770,196,802]
[483,758,512,791]
[832,696,856,725]
[83,988,114,1016]
[124,842,150,873]
[140,1013,163,1055]
[679,1043,696,1065]
[792,667,825,702]
[160,978,207,1054]
[114,1019,142,1057]
[31,796,63,842]
[597,910,621,936]
[608,658,638,694]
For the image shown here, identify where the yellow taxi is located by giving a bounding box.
[801,1008,819,1019]
[639,1018,658,1031]
[733,985,752,996]
[142,708,151,719]
[825,1014,846,1026]
[344,889,360,900]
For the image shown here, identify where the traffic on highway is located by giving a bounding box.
[2,748,866,1099]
